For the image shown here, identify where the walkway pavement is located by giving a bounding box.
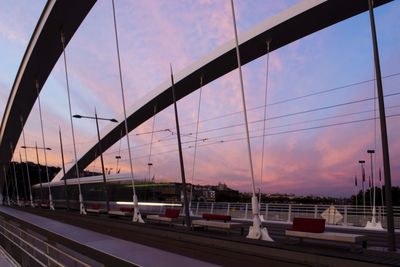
[0,206,218,267]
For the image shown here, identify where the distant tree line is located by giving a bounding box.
[2,161,99,201]
[351,186,400,206]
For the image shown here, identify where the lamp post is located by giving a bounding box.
[115,155,121,174]
[73,111,118,213]
[366,149,381,229]
[21,144,51,206]
[368,0,396,251]
[3,166,10,205]
[359,160,366,217]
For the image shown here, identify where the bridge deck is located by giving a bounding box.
[0,206,217,267]
[2,206,400,266]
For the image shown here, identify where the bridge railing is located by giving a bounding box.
[185,202,400,228]
[0,216,94,267]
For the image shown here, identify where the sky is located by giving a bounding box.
[0,0,399,197]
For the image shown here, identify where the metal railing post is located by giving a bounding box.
[314,205,318,219]
[210,203,214,214]
[265,204,269,220]
[196,202,199,215]
[287,204,292,222]
[344,205,348,226]
[244,203,248,219]
[226,203,230,215]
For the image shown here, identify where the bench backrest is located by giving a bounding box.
[165,208,180,218]
[202,213,231,222]
[91,203,101,209]
[292,217,325,233]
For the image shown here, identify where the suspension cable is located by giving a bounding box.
[115,130,123,173]
[231,0,256,195]
[18,152,28,201]
[20,115,33,206]
[9,143,20,205]
[111,0,141,221]
[35,80,53,209]
[60,31,85,214]
[189,76,204,205]
[147,105,157,181]
[3,166,10,205]
[259,40,271,202]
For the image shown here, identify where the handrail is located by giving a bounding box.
[0,218,92,267]
[0,222,63,266]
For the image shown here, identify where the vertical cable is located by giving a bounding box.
[259,41,271,204]
[35,80,54,210]
[9,144,20,206]
[189,76,204,207]
[147,105,157,181]
[115,130,123,173]
[230,0,256,195]
[60,31,85,214]
[18,152,28,202]
[111,0,143,222]
[3,166,10,205]
[20,116,34,207]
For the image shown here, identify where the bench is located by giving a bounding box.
[108,207,133,217]
[146,209,182,226]
[285,217,367,250]
[191,213,244,234]
[86,204,107,214]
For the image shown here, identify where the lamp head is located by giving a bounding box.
[367,149,375,154]
[72,114,82,119]
[110,118,118,123]
[359,160,365,164]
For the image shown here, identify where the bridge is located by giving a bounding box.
[0,0,399,265]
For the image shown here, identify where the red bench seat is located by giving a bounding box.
[164,208,180,218]
[290,217,325,233]
[120,207,133,213]
[202,213,231,222]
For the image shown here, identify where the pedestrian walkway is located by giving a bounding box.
[0,206,218,267]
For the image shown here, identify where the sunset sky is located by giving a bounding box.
[0,0,399,197]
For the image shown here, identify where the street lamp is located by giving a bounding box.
[115,155,122,174]
[366,149,381,229]
[21,144,52,207]
[359,160,366,217]
[73,111,118,213]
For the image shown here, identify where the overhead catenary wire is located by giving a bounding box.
[115,113,400,163]
[176,72,400,129]
[101,100,400,159]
